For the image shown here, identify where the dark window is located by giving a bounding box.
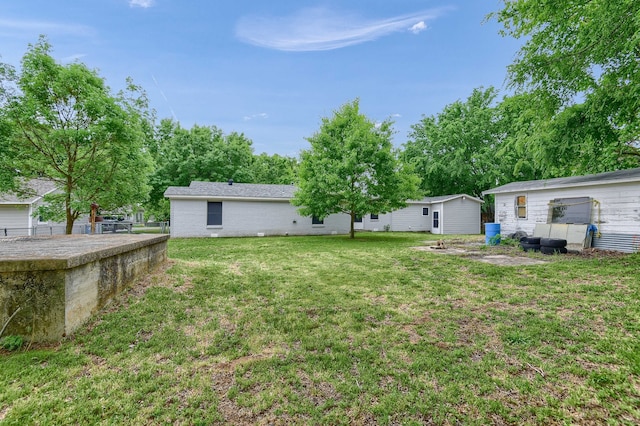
[422,207,429,216]
[355,216,362,223]
[433,211,439,228]
[549,197,592,224]
[370,214,379,220]
[312,216,324,225]
[207,202,222,226]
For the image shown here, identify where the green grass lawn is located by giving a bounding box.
[1,233,639,425]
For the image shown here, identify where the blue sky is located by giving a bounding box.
[0,1,523,156]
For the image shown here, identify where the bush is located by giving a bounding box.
[1,335,24,351]
[499,235,520,247]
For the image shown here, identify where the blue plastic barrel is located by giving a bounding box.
[485,223,501,245]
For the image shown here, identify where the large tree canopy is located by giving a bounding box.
[494,0,640,165]
[146,119,254,220]
[403,87,512,199]
[251,153,298,185]
[493,91,627,179]
[0,37,153,233]
[146,118,299,221]
[293,99,421,238]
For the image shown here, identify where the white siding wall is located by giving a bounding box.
[442,198,481,234]
[170,199,350,237]
[493,181,640,235]
[388,204,430,231]
[358,199,480,234]
[362,212,392,231]
[0,205,29,236]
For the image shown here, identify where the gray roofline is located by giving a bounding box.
[407,194,484,204]
[165,182,483,205]
[482,168,640,195]
[0,179,58,205]
[166,195,292,202]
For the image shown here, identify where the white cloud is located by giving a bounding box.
[129,0,154,8]
[0,18,92,36]
[61,53,87,63]
[235,7,451,52]
[243,113,269,121]
[410,21,427,34]
[391,113,402,118]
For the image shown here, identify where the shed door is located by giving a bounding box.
[432,210,441,234]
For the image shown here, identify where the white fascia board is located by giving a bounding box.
[0,201,30,205]
[166,195,292,202]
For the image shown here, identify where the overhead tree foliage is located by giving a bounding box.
[146,118,298,221]
[493,0,640,170]
[293,99,421,238]
[404,87,512,199]
[0,37,153,233]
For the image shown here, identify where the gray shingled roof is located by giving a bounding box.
[420,194,483,204]
[0,179,58,204]
[483,167,640,195]
[164,182,482,205]
[164,181,297,199]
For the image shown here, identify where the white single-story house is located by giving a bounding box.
[164,181,351,237]
[0,179,58,237]
[482,167,640,252]
[356,194,483,235]
[0,179,101,236]
[164,181,483,238]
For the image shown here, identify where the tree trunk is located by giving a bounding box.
[350,211,355,239]
[65,205,74,234]
[65,179,74,234]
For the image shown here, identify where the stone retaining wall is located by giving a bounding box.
[0,234,169,342]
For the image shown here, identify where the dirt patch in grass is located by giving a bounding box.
[573,248,631,259]
[414,239,634,265]
[413,245,549,266]
[121,259,195,296]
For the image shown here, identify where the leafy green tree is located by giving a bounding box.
[493,92,549,181]
[0,60,20,192]
[250,153,298,185]
[493,0,640,166]
[146,119,256,219]
[0,37,153,233]
[496,90,636,179]
[403,87,507,199]
[293,99,421,238]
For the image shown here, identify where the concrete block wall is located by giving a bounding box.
[0,234,169,342]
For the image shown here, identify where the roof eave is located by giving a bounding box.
[483,176,640,195]
[165,194,292,202]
